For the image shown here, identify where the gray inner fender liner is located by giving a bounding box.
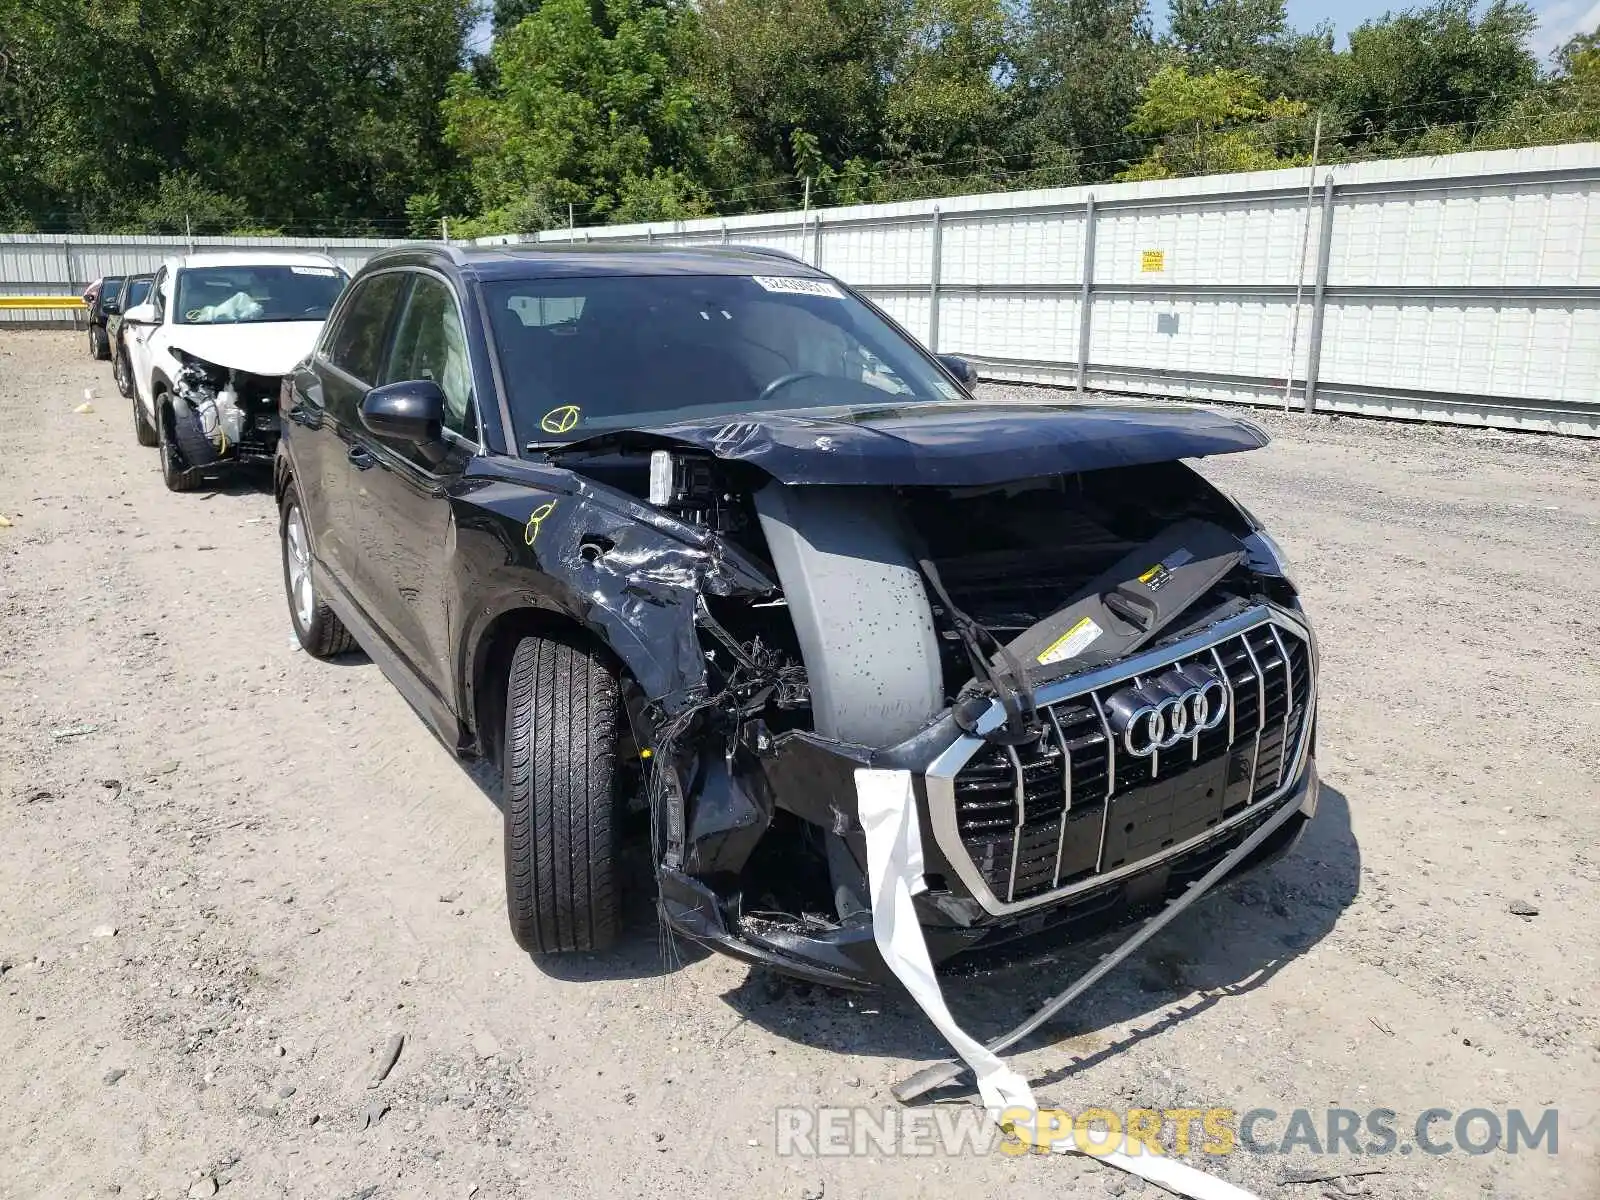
[754,482,943,749]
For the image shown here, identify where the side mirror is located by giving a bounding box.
[122,301,156,325]
[937,354,979,388]
[361,379,445,444]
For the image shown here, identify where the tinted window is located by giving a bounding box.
[381,274,476,441]
[124,277,152,307]
[175,264,347,325]
[97,278,125,313]
[483,275,962,445]
[324,273,406,383]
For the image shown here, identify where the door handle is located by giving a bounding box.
[348,445,377,470]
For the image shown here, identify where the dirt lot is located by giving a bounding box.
[1,328,1596,1200]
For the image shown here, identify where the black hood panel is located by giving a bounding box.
[554,400,1269,485]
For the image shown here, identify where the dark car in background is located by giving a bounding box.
[108,273,153,397]
[273,243,1319,987]
[86,275,126,360]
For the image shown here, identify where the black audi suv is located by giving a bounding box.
[274,242,1319,986]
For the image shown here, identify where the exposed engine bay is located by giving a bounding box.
[544,434,1315,987]
[171,352,285,463]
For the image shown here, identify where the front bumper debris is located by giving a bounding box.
[658,602,1318,988]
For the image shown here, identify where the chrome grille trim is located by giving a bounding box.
[1268,624,1295,789]
[1046,706,1072,888]
[925,604,1316,919]
[1240,632,1267,803]
[1089,692,1116,873]
[1004,743,1026,904]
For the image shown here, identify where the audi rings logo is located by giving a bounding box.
[1103,664,1229,757]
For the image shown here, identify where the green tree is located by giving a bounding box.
[1121,64,1308,178]
[1,0,473,233]
[1009,0,1156,180]
[444,0,709,231]
[693,0,906,191]
[1165,0,1337,100]
[1333,0,1539,148]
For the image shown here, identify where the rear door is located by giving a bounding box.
[340,269,479,697]
[289,271,407,603]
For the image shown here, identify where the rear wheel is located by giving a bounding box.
[280,486,355,658]
[503,636,622,954]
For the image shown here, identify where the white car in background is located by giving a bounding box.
[121,252,349,491]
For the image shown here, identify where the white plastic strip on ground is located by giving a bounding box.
[855,768,1263,1200]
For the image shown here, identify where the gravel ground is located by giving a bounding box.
[1,329,1596,1200]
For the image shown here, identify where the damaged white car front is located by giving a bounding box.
[121,253,348,491]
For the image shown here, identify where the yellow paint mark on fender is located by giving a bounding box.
[524,501,557,546]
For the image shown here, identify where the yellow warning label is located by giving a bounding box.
[1140,250,1165,273]
[1037,616,1104,666]
[1137,564,1163,584]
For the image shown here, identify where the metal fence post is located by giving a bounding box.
[927,207,943,353]
[812,211,823,267]
[61,238,77,328]
[1076,195,1097,392]
[1303,175,1337,414]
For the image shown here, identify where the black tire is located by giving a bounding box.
[114,343,137,403]
[503,636,622,954]
[130,379,157,448]
[171,398,219,469]
[280,485,356,658]
[89,324,108,360]
[156,397,204,492]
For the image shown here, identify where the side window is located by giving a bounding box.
[324,273,406,384]
[151,269,169,322]
[381,274,477,442]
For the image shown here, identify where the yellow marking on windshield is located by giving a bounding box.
[540,405,581,434]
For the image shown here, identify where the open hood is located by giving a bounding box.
[551,400,1270,486]
[167,321,323,378]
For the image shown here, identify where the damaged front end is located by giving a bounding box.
[170,351,286,464]
[545,406,1319,988]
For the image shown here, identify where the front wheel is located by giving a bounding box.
[157,400,203,492]
[503,636,622,954]
[280,487,355,658]
[114,345,137,402]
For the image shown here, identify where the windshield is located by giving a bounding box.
[484,274,964,443]
[174,264,347,325]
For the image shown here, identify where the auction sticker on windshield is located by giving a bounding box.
[291,266,339,276]
[751,276,845,299]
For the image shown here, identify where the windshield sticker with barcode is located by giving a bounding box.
[291,266,339,276]
[751,276,844,299]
